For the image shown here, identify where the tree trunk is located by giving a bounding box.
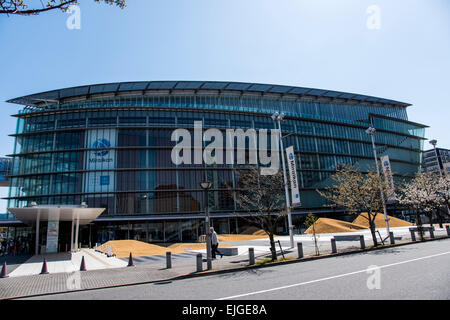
[269,233,277,261]
[368,215,378,246]
[416,209,424,241]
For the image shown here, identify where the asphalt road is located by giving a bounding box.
[24,239,450,300]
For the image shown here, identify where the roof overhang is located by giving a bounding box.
[8,206,105,226]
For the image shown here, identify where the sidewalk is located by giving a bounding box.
[0,226,448,299]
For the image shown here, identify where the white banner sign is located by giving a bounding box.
[380,155,396,200]
[84,129,116,194]
[286,146,301,206]
[46,220,59,253]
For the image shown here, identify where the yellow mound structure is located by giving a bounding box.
[305,213,412,234]
[352,212,413,228]
[305,218,367,234]
[98,240,237,258]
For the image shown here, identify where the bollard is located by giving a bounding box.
[359,235,365,249]
[166,251,172,269]
[297,242,303,259]
[80,256,87,271]
[1,261,8,278]
[429,227,434,239]
[331,238,337,254]
[196,253,203,272]
[127,252,135,267]
[389,232,395,245]
[40,259,49,274]
[249,247,255,265]
[410,230,416,242]
[446,225,450,236]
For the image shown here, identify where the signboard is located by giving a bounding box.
[46,220,59,253]
[380,155,396,200]
[285,146,301,206]
[84,129,116,194]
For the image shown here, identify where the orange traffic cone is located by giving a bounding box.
[80,256,87,271]
[40,258,49,274]
[127,252,135,267]
[1,261,8,278]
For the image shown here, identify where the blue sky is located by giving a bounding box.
[0,0,449,149]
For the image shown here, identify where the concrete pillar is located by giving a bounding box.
[70,219,74,252]
[410,229,416,242]
[359,235,365,249]
[389,232,395,245]
[196,253,203,272]
[249,247,255,265]
[429,227,434,239]
[74,215,80,251]
[35,215,40,255]
[331,238,337,253]
[297,242,303,259]
[166,251,172,269]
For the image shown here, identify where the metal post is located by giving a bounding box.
[248,247,255,265]
[166,251,172,269]
[389,232,395,244]
[359,235,365,249]
[429,227,434,239]
[196,253,203,272]
[367,129,391,236]
[277,119,294,248]
[446,225,450,236]
[410,229,416,242]
[297,242,303,259]
[201,178,213,271]
[331,238,337,253]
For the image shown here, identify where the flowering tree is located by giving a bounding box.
[317,164,390,247]
[397,171,443,240]
[0,0,125,15]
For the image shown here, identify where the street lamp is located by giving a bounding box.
[429,139,443,176]
[366,127,391,238]
[271,111,294,248]
[200,180,212,270]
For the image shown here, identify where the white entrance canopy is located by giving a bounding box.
[8,205,105,225]
[8,205,105,255]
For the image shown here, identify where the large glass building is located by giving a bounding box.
[3,81,427,245]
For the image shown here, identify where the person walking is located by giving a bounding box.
[210,227,223,259]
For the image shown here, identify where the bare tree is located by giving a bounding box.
[228,166,286,261]
[0,0,125,15]
[304,213,319,256]
[317,164,390,247]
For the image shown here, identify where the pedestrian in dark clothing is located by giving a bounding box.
[210,227,223,259]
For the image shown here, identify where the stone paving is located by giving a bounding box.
[0,226,448,299]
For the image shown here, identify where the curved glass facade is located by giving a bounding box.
[5,82,427,242]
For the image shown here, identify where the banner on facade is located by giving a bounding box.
[84,129,116,194]
[285,146,301,206]
[380,155,396,200]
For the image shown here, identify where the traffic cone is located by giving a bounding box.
[1,261,8,278]
[80,256,87,271]
[40,258,49,274]
[127,252,135,267]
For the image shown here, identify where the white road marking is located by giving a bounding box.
[216,251,450,300]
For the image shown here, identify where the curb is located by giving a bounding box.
[3,235,449,300]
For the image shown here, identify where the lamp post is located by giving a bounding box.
[366,127,391,236]
[271,111,294,248]
[200,180,212,270]
[429,139,444,176]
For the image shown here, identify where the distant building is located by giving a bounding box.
[422,147,450,174]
